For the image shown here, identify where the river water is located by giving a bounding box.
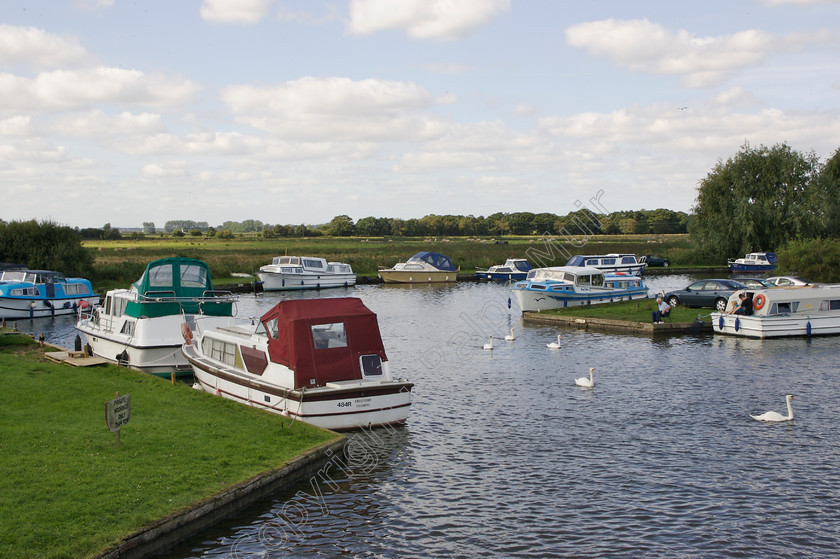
[13,275,840,557]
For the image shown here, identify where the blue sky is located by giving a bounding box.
[1,0,839,229]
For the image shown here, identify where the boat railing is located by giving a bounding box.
[136,289,237,303]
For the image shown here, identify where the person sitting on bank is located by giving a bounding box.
[651,297,671,323]
[727,292,753,315]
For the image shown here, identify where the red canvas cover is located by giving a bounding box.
[260,298,388,388]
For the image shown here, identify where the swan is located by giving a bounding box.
[575,367,594,389]
[504,328,515,341]
[547,334,561,349]
[750,395,795,422]
[483,335,494,350]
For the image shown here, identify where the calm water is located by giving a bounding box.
[17,276,840,557]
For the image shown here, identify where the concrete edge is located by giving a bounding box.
[94,436,346,559]
[522,312,712,335]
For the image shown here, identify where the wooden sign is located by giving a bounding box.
[105,392,131,435]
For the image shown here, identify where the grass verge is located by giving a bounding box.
[535,298,713,323]
[0,332,339,559]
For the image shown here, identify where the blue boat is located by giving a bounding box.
[728,252,777,273]
[510,266,648,312]
[0,268,98,320]
[475,258,533,281]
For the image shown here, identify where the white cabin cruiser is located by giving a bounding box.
[75,258,237,377]
[711,284,840,338]
[511,266,648,312]
[258,256,356,291]
[565,254,647,276]
[182,297,413,431]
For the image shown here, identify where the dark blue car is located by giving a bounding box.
[664,279,749,312]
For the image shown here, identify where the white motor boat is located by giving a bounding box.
[511,266,649,312]
[182,297,413,431]
[565,254,647,276]
[258,256,356,291]
[378,252,458,283]
[75,258,237,377]
[712,284,840,338]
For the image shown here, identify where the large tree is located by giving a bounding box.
[0,220,93,277]
[689,142,823,259]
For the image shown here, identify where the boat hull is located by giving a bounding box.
[512,286,648,312]
[378,270,457,283]
[711,312,840,338]
[475,271,529,281]
[258,272,356,291]
[0,294,98,320]
[185,344,412,430]
[728,263,777,273]
[76,313,234,377]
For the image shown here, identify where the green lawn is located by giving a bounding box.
[536,298,713,323]
[0,333,339,559]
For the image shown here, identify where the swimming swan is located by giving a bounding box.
[504,328,515,341]
[750,394,795,422]
[547,334,561,349]
[483,335,494,350]
[575,367,594,389]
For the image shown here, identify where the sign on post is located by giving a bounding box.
[105,392,131,441]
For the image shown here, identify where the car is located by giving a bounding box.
[766,276,811,286]
[731,277,776,289]
[640,255,670,267]
[664,279,749,312]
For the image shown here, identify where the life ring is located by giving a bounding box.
[181,322,194,344]
[753,294,766,310]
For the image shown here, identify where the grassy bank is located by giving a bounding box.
[533,298,712,323]
[83,234,697,290]
[0,332,339,559]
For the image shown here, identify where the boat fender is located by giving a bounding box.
[718,316,724,330]
[63,301,71,309]
[806,321,811,336]
[753,294,766,310]
[44,300,52,308]
[734,317,740,332]
[181,322,194,345]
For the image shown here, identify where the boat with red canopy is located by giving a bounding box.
[182,297,413,430]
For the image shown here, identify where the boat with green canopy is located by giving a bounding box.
[75,257,237,377]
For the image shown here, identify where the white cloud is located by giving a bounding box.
[221,77,446,141]
[565,19,828,88]
[0,25,90,69]
[347,0,510,40]
[200,0,273,24]
[0,67,201,112]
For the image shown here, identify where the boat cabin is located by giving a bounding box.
[404,252,456,271]
[526,266,605,287]
[566,254,641,268]
[249,298,388,389]
[123,258,232,317]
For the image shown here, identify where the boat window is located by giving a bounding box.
[497,268,511,273]
[592,274,604,287]
[104,295,112,315]
[531,284,546,290]
[180,264,208,288]
[303,259,325,269]
[360,354,383,377]
[120,321,134,336]
[264,318,279,339]
[148,264,174,287]
[312,322,347,349]
[820,300,840,311]
[281,267,295,273]
[10,287,39,296]
[621,256,636,264]
[577,275,589,286]
[602,258,616,265]
[771,302,794,314]
[63,283,89,295]
[585,259,599,266]
[113,297,128,317]
[203,337,237,365]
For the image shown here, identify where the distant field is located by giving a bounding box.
[83,234,697,289]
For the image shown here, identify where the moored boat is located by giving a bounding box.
[565,254,647,275]
[711,284,840,338]
[75,258,237,377]
[258,256,356,291]
[182,297,413,431]
[378,252,458,283]
[511,266,649,312]
[475,258,532,281]
[0,268,98,320]
[728,252,777,273]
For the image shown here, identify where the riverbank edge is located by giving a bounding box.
[94,436,346,559]
[522,311,712,335]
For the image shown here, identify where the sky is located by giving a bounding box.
[1,0,839,229]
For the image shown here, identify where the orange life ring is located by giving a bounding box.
[181,322,194,344]
[753,294,765,310]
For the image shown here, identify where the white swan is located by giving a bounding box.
[547,334,561,349]
[750,394,795,422]
[483,335,494,350]
[504,328,515,341]
[575,367,594,389]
